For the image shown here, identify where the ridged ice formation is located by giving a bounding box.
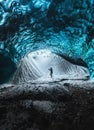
[11,49,89,84]
[0,0,94,83]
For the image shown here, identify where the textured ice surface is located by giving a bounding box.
[11,49,89,84]
[0,0,94,83]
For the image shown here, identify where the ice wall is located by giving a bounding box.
[0,0,94,83]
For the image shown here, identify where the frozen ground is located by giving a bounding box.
[0,50,94,130]
[0,73,94,130]
[0,77,94,130]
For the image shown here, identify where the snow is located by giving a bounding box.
[11,49,89,84]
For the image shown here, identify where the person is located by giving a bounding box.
[48,67,53,78]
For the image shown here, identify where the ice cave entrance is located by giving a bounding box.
[12,49,89,84]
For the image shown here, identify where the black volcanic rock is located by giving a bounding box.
[0,80,94,130]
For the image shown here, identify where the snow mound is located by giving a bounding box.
[11,49,89,84]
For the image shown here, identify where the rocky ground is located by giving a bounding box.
[0,79,94,130]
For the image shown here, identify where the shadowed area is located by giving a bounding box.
[0,52,16,84]
[0,80,94,130]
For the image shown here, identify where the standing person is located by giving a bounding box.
[49,67,53,78]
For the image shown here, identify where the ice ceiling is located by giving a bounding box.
[0,0,94,83]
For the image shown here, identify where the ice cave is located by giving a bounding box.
[0,0,94,84]
[11,49,89,84]
[0,0,94,130]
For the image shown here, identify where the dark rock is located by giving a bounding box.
[0,80,94,129]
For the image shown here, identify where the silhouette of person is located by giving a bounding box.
[49,67,53,78]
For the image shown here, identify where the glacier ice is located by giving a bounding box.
[11,49,89,84]
[0,0,94,83]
